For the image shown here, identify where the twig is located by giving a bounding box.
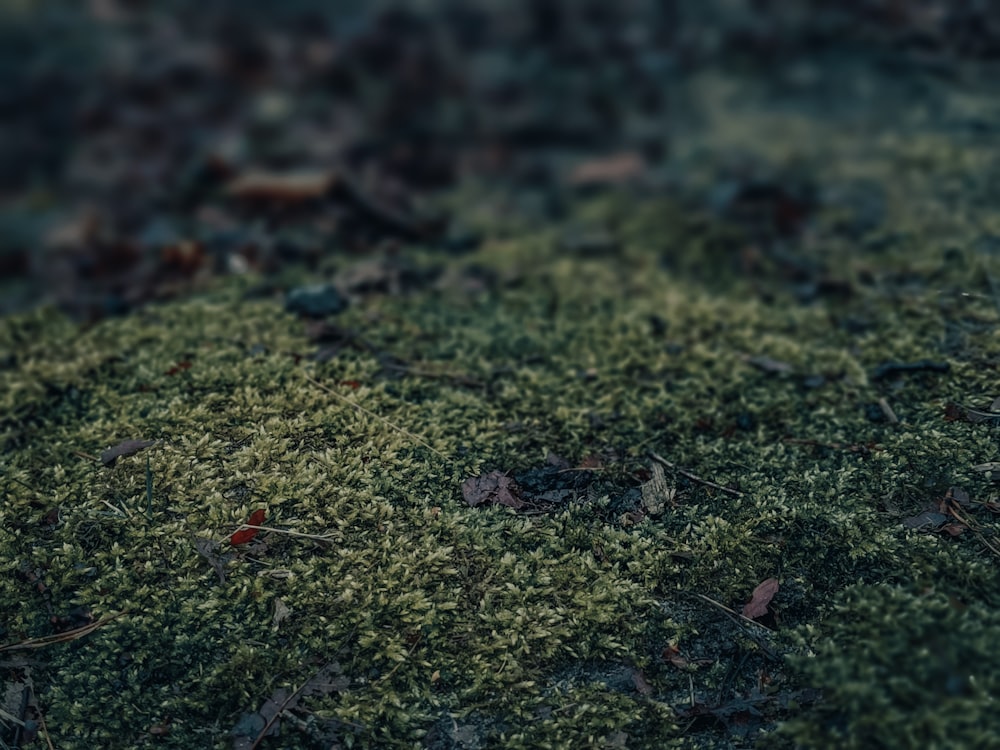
[0,611,127,653]
[230,524,338,543]
[36,688,55,750]
[304,373,445,458]
[249,626,360,750]
[694,593,773,633]
[694,594,778,661]
[782,437,874,454]
[878,397,899,425]
[379,361,485,388]
[248,662,326,750]
[649,453,743,497]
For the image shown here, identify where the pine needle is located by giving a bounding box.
[303,373,446,458]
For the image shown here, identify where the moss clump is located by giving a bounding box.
[2,182,1000,747]
[765,585,1000,749]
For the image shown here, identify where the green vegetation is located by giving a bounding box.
[2,177,998,748]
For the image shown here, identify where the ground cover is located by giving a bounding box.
[3,2,1000,748]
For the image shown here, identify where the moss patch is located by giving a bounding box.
[5,50,1000,748]
[2,185,999,748]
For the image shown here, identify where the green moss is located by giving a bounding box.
[3,146,1000,748]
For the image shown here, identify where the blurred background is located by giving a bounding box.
[2,0,998,319]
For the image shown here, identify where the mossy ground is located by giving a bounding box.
[3,59,1000,750]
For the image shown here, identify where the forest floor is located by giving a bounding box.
[2,2,1000,748]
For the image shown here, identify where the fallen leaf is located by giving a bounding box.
[630,667,653,695]
[946,487,971,508]
[742,577,779,620]
[300,661,350,697]
[902,510,949,530]
[230,509,266,545]
[944,402,1000,423]
[461,472,524,509]
[165,360,192,376]
[662,644,689,669]
[940,523,967,537]
[193,537,227,584]
[101,439,156,466]
[641,462,675,516]
[272,599,291,632]
[226,170,336,203]
[569,151,645,187]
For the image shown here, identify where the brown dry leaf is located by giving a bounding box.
[569,151,646,187]
[947,487,972,507]
[101,439,156,466]
[742,577,779,620]
[662,644,713,670]
[630,667,654,696]
[940,523,967,537]
[461,471,525,510]
[662,644,689,669]
[226,170,336,203]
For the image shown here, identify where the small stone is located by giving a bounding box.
[285,284,347,318]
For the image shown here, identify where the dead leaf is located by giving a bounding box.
[641,462,675,516]
[944,403,1000,423]
[272,599,291,632]
[461,471,524,510]
[742,577,779,620]
[630,667,653,695]
[226,170,336,203]
[662,644,689,669]
[300,662,350,697]
[940,523,967,537]
[569,151,646,187]
[946,487,972,508]
[662,644,713,670]
[193,537,227,584]
[902,510,949,530]
[101,439,156,466]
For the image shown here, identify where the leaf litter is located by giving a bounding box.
[230,661,352,750]
[742,578,780,621]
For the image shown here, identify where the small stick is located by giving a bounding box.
[694,593,773,633]
[304,374,445,458]
[0,611,127,653]
[649,452,743,498]
[230,524,338,543]
[878,397,899,424]
[248,662,327,750]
